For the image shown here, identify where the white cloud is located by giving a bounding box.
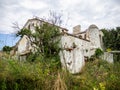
[0,0,50,34]
[0,0,120,34]
[20,0,48,10]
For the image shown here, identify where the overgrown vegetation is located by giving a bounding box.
[101,27,120,62]
[1,12,119,90]
[89,48,103,61]
[101,27,120,50]
[2,46,12,53]
[16,12,62,64]
[17,23,61,60]
[0,55,120,90]
[95,48,103,58]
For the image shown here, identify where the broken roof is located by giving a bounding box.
[23,17,68,31]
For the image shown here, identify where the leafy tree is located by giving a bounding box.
[101,27,120,62]
[2,46,12,53]
[16,12,63,62]
[101,27,120,50]
[17,23,61,58]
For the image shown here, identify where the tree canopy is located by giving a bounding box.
[101,27,120,51]
[17,23,61,59]
[101,27,120,62]
[2,45,12,53]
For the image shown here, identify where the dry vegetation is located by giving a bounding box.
[0,54,120,90]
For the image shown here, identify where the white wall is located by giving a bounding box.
[17,35,31,54]
[88,28,101,49]
[17,19,104,74]
[60,34,90,73]
[102,52,113,63]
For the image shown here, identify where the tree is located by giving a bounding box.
[16,12,63,61]
[18,23,60,57]
[2,46,12,53]
[101,27,120,62]
[101,27,120,50]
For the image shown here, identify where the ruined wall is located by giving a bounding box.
[17,35,31,54]
[88,26,101,49]
[17,18,67,56]
[102,52,113,63]
[73,25,81,35]
[60,34,90,73]
[24,19,42,33]
[16,18,104,74]
[85,25,102,57]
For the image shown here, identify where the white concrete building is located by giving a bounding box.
[60,24,103,73]
[12,18,105,74]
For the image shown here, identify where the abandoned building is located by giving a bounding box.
[11,18,113,74]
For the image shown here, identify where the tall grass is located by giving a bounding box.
[0,57,120,90]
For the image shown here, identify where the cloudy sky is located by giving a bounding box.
[0,0,120,34]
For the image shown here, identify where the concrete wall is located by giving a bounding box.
[24,19,66,33]
[60,34,90,73]
[88,28,101,49]
[102,52,113,63]
[73,25,81,34]
[24,19,42,33]
[17,35,29,54]
[16,19,104,74]
[16,25,102,73]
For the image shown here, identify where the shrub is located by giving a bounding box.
[0,57,120,90]
[2,46,12,54]
[95,48,104,58]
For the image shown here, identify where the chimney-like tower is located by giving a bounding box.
[73,25,81,35]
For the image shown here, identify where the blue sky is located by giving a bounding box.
[0,0,120,49]
[0,34,20,50]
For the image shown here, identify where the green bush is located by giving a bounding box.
[2,46,12,54]
[0,57,120,90]
[95,48,103,58]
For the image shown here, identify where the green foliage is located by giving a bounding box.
[101,27,120,50]
[26,52,40,62]
[0,58,58,90]
[16,28,31,37]
[16,23,61,61]
[89,48,103,61]
[0,57,120,90]
[77,60,120,90]
[89,55,96,61]
[95,48,103,58]
[2,46,12,53]
[101,27,120,62]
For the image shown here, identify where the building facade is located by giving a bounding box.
[12,18,106,74]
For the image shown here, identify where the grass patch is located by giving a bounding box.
[0,57,120,90]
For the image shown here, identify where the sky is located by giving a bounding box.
[0,34,20,50]
[0,0,120,49]
[0,0,120,34]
